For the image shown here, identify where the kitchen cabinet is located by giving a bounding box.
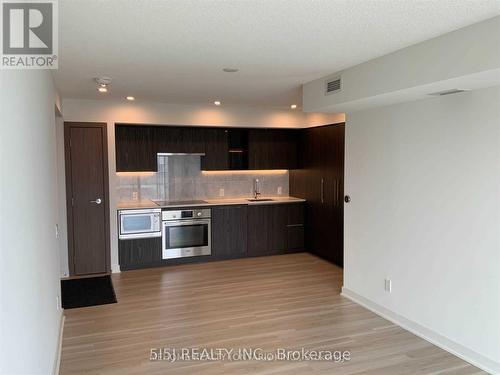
[247,202,304,256]
[118,202,304,270]
[248,129,298,170]
[155,126,205,154]
[201,128,229,170]
[118,237,162,270]
[211,205,248,259]
[286,203,305,252]
[115,125,157,172]
[290,123,344,266]
[115,125,300,172]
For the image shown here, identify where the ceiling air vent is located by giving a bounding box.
[428,89,468,96]
[325,76,342,95]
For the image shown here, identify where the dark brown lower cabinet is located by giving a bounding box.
[211,205,248,259]
[286,203,305,252]
[119,202,304,270]
[248,203,305,256]
[119,237,162,270]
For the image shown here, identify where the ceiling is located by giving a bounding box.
[54,0,500,108]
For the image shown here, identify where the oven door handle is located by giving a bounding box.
[162,219,211,227]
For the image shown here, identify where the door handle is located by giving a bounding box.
[90,198,102,205]
[321,178,324,204]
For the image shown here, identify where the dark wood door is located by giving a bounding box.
[212,205,248,258]
[65,122,110,275]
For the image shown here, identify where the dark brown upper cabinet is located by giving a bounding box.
[248,129,298,170]
[155,126,205,154]
[200,128,229,170]
[115,125,157,172]
[116,124,300,172]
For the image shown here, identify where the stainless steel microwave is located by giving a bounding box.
[118,208,161,240]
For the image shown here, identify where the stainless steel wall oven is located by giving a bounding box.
[161,208,211,259]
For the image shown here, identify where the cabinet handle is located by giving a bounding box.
[321,178,324,204]
[286,224,303,227]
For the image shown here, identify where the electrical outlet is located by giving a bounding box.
[219,188,225,197]
[132,191,139,201]
[384,279,392,293]
[54,224,59,239]
[277,186,282,195]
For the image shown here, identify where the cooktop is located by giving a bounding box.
[153,200,207,206]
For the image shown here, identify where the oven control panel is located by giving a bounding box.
[162,208,211,221]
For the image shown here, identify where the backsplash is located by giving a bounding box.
[116,155,289,202]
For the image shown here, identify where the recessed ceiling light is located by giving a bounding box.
[214,101,221,106]
[222,68,239,73]
[98,86,108,93]
[290,104,297,109]
[126,96,135,101]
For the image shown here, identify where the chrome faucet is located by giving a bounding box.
[253,178,261,200]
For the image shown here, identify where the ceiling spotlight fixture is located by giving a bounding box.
[214,101,221,106]
[222,68,239,73]
[290,104,297,109]
[95,77,112,93]
[126,96,135,101]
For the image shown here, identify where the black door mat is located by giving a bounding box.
[61,275,117,309]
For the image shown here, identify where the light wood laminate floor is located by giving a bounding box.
[60,253,483,374]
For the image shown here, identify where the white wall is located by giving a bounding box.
[303,16,500,113]
[0,71,63,374]
[343,86,500,372]
[60,98,344,276]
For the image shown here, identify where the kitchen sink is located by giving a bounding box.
[246,198,275,202]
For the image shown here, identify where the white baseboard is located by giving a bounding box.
[53,312,65,375]
[341,287,499,374]
[111,263,121,273]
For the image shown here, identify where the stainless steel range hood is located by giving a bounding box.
[157,152,205,156]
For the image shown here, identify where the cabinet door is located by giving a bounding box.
[212,205,248,259]
[118,237,162,270]
[247,205,270,256]
[115,125,157,172]
[248,129,269,169]
[181,127,205,153]
[289,124,345,265]
[201,128,229,170]
[286,203,305,251]
[268,204,287,253]
[152,126,206,154]
[248,129,298,170]
[319,124,345,266]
